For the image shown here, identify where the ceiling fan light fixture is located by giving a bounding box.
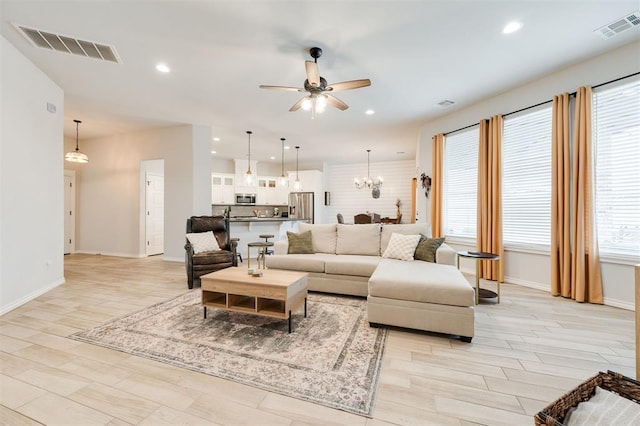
[301,97,312,111]
[65,119,89,163]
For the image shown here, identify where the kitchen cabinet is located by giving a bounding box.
[211,173,235,204]
[257,176,288,205]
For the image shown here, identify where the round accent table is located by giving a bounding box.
[456,251,501,305]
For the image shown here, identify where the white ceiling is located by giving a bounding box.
[2,1,639,166]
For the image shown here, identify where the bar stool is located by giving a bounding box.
[259,234,275,257]
[230,237,242,263]
[247,241,274,270]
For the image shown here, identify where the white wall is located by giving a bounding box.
[1,35,65,314]
[325,160,416,225]
[75,125,211,261]
[416,40,640,309]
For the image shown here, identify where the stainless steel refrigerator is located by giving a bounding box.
[288,192,314,223]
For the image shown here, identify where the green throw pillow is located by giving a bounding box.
[414,235,445,263]
[287,230,314,254]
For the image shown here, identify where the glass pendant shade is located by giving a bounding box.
[65,119,89,163]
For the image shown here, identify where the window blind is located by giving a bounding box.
[593,79,640,260]
[502,106,552,248]
[443,127,479,239]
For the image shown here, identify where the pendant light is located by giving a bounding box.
[293,146,302,191]
[279,137,288,187]
[245,130,253,185]
[65,119,89,163]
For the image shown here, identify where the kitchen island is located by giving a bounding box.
[229,217,311,262]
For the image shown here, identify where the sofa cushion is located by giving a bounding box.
[336,223,381,256]
[382,233,421,261]
[380,223,430,254]
[287,231,314,254]
[186,231,220,253]
[369,259,474,307]
[414,236,445,263]
[324,255,383,277]
[298,223,337,254]
[267,254,332,273]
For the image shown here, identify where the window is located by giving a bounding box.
[593,79,640,260]
[502,106,552,248]
[443,127,479,239]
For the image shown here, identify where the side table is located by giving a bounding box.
[457,251,501,305]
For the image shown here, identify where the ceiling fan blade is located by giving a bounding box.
[289,97,306,112]
[305,61,320,87]
[326,94,349,111]
[259,85,304,92]
[326,79,371,92]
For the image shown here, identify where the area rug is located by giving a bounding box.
[70,291,387,416]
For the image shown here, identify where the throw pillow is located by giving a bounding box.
[380,223,430,254]
[186,231,220,253]
[287,231,314,254]
[298,223,337,254]
[414,235,445,263]
[382,233,421,261]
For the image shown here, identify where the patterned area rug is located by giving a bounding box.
[70,291,387,416]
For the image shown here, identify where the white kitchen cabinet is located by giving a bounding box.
[211,173,235,204]
[257,177,288,205]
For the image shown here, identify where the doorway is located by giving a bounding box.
[145,172,164,256]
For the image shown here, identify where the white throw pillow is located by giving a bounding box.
[186,231,220,253]
[298,223,337,254]
[380,223,430,254]
[336,223,381,256]
[382,233,421,261]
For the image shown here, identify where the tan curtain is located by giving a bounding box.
[551,93,571,297]
[430,133,445,237]
[477,116,504,281]
[571,86,603,303]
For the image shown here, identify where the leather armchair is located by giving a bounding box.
[185,215,238,289]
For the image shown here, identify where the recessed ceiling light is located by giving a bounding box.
[365,109,375,115]
[270,156,276,160]
[213,137,220,142]
[155,63,170,73]
[210,150,216,154]
[503,21,523,34]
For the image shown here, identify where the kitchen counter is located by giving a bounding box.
[229,217,311,223]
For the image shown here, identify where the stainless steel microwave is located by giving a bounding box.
[235,193,256,205]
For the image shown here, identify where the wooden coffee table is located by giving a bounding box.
[200,267,308,333]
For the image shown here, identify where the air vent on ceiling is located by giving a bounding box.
[437,100,455,107]
[13,23,121,63]
[594,11,640,39]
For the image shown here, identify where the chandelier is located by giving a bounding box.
[64,119,89,163]
[354,149,383,198]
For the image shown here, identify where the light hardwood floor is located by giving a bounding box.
[1,254,635,425]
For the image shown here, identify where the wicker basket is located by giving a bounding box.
[534,370,640,426]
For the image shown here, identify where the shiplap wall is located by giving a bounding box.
[323,160,416,224]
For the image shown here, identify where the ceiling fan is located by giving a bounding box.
[259,47,371,117]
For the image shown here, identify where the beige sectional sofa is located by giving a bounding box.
[267,223,475,342]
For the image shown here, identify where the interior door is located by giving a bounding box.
[145,172,164,256]
[64,171,75,254]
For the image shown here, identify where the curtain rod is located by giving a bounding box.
[443,71,640,136]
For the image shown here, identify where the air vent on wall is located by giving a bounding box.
[13,23,121,63]
[594,11,640,39]
[437,100,455,107]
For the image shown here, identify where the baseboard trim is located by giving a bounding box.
[74,251,144,258]
[0,277,65,315]
[504,276,549,292]
[603,298,634,311]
